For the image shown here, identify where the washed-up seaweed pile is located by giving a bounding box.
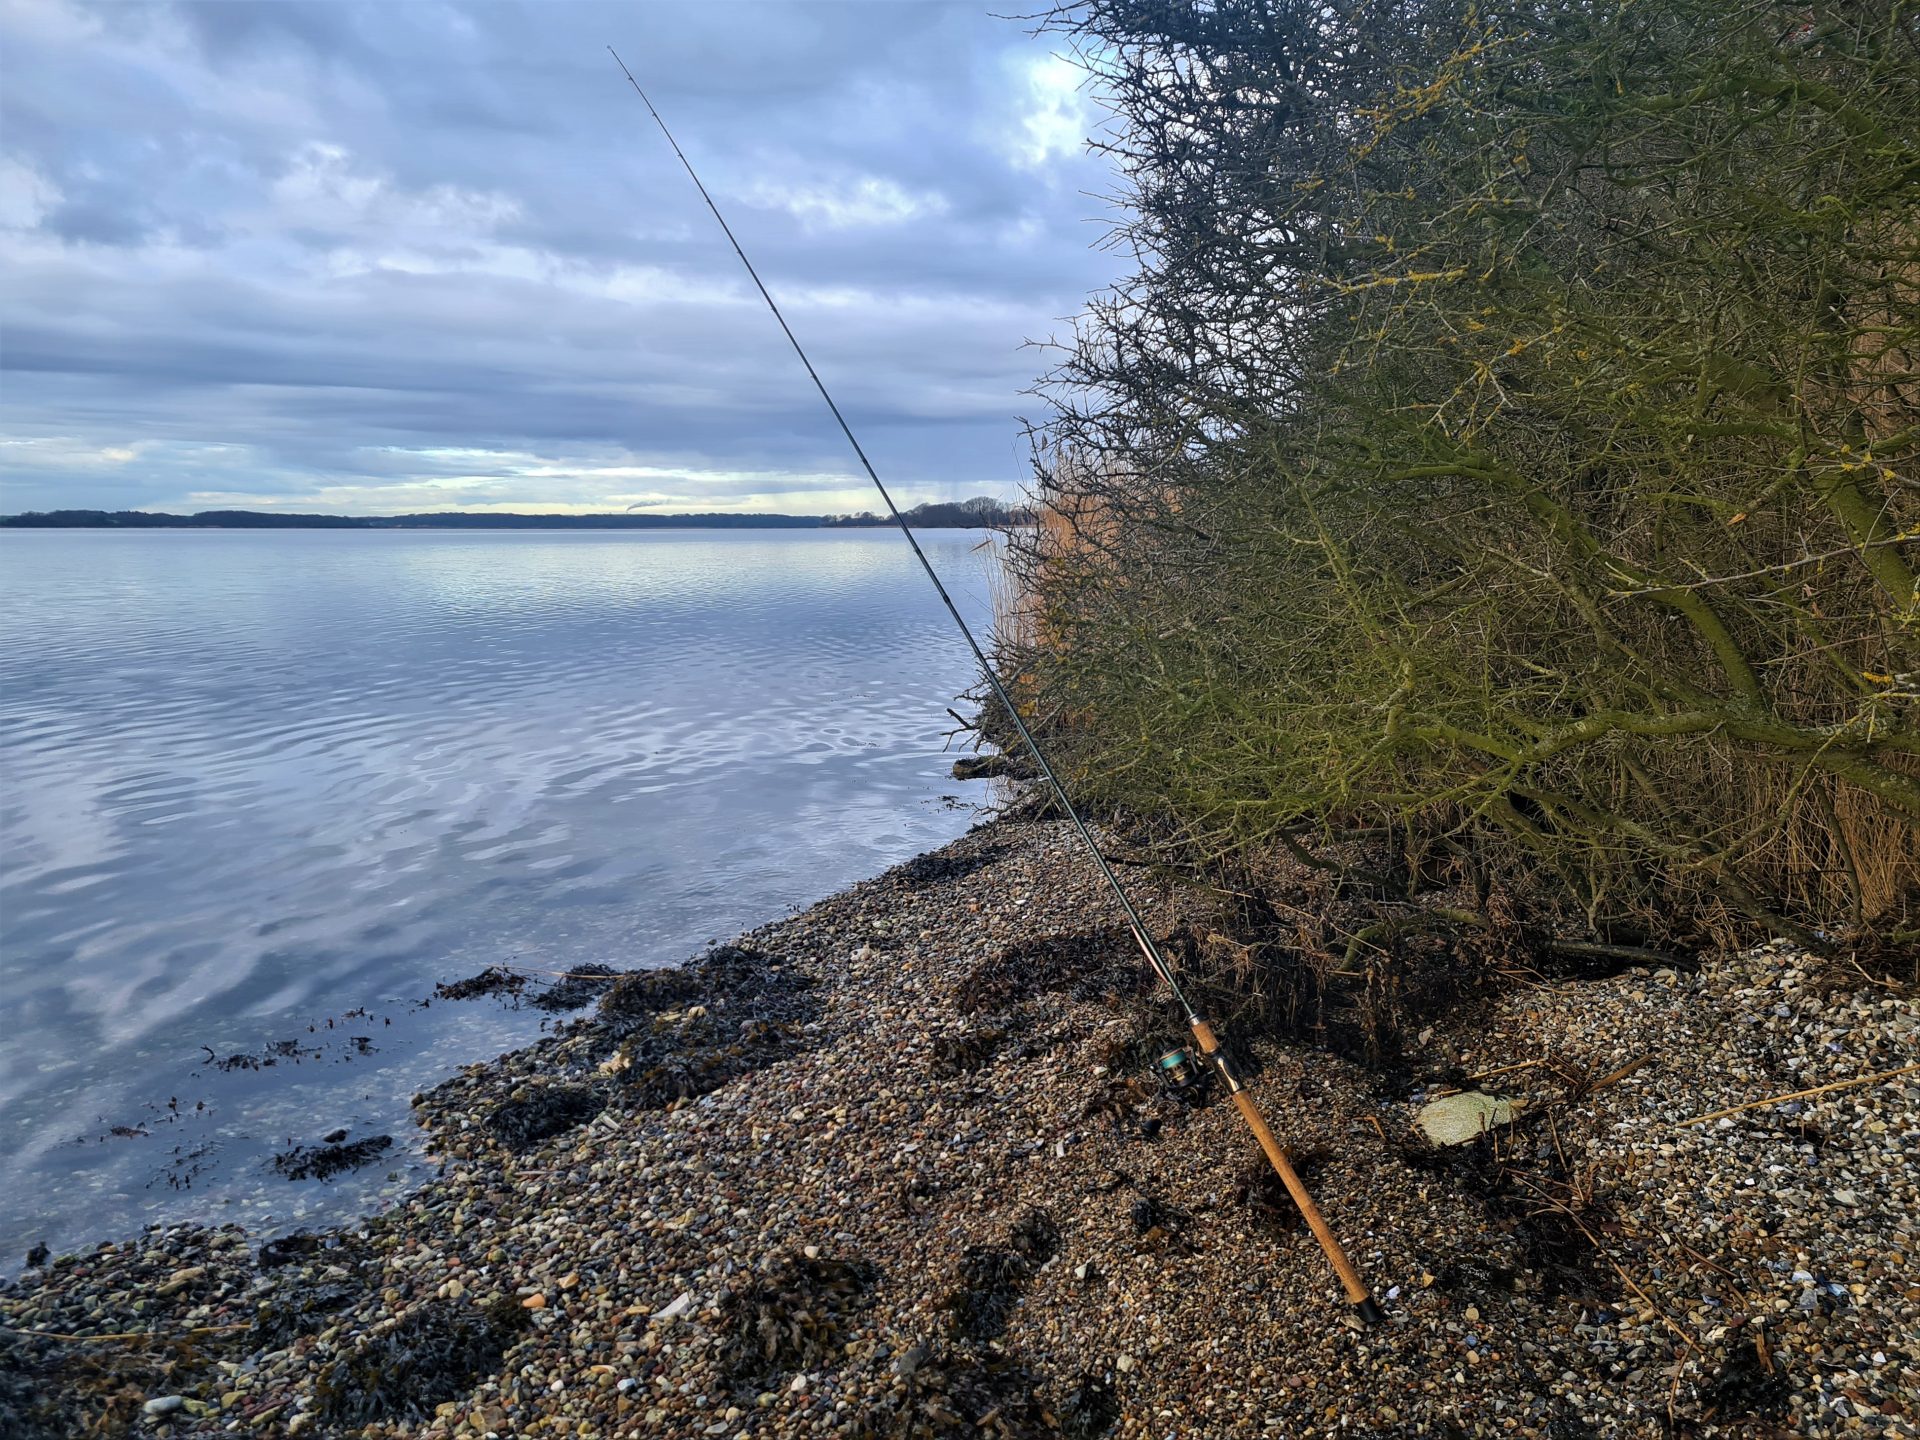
[432,961,620,1012]
[717,1254,879,1389]
[599,944,819,1108]
[850,1350,1062,1440]
[0,1226,259,1440]
[310,1294,530,1427]
[269,1133,393,1182]
[484,1082,605,1151]
[942,1210,1060,1341]
[412,942,819,1162]
[954,930,1142,1016]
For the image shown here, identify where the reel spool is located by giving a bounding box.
[1154,1046,1204,1093]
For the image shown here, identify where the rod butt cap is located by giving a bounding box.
[1354,1297,1386,1325]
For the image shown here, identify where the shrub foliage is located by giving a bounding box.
[1017,0,1918,942]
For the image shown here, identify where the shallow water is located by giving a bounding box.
[0,528,1000,1266]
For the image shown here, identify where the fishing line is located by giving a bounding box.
[608,47,1382,1321]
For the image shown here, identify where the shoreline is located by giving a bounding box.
[3,815,1915,1438]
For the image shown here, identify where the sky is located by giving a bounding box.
[0,0,1122,515]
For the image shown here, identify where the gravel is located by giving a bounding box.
[3,815,1914,1438]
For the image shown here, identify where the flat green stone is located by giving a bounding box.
[1416,1090,1519,1146]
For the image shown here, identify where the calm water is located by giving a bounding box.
[0,529,1000,1266]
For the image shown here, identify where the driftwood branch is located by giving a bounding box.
[1675,1062,1920,1128]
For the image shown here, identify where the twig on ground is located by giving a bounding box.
[1,1322,249,1344]
[1466,1058,1545,1083]
[1510,1176,1699,1355]
[1675,1063,1920,1128]
[1586,1055,1652,1094]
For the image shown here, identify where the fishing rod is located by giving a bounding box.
[609,47,1382,1325]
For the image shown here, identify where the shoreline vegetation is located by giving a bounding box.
[0,501,1031,531]
[1001,0,1917,960]
[1,810,1913,1438]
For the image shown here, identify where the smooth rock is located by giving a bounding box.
[653,1290,694,1320]
[1417,1091,1520,1146]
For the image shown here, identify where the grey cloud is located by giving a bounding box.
[0,0,1115,514]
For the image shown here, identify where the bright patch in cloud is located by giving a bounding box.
[746,174,949,232]
[1009,55,1090,170]
[0,158,60,230]
[270,143,522,243]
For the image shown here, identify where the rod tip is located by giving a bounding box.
[1354,1297,1387,1325]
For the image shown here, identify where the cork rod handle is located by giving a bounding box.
[1190,1020,1378,1312]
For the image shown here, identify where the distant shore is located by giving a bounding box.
[3,813,1912,1438]
[0,502,1031,531]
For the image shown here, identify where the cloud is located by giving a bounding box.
[0,0,1119,514]
[745,174,950,234]
[1009,54,1096,171]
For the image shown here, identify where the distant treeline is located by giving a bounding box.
[0,498,1033,530]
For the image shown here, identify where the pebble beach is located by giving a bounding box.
[3,814,1916,1438]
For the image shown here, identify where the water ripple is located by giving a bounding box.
[0,529,1000,1263]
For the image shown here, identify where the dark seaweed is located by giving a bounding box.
[596,944,785,1039]
[485,1083,606,1151]
[944,1248,1028,1340]
[1687,1338,1793,1429]
[601,944,819,1110]
[941,1208,1062,1340]
[1009,1208,1060,1264]
[271,1134,393,1181]
[202,1038,322,1071]
[929,1027,1003,1077]
[1056,1371,1121,1438]
[256,1232,323,1269]
[889,841,1011,885]
[1398,1121,1607,1297]
[955,929,1143,1015]
[251,1276,365,1350]
[312,1295,529,1425]
[852,1350,1059,1439]
[530,962,623,1012]
[1230,1149,1332,1234]
[716,1254,878,1388]
[434,966,529,1003]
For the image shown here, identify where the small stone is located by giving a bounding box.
[157,1266,206,1296]
[653,1290,694,1320]
[522,1293,547,1309]
[143,1396,187,1417]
